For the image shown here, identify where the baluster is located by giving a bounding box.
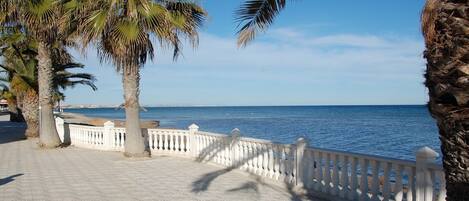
[289,146,294,184]
[93,131,96,145]
[315,151,323,192]
[370,160,380,201]
[268,144,275,178]
[279,146,286,181]
[324,153,332,194]
[429,169,436,201]
[184,134,188,153]
[218,137,222,163]
[164,134,170,152]
[382,162,391,201]
[237,141,247,170]
[259,144,266,176]
[171,133,175,152]
[248,142,254,172]
[220,138,225,165]
[213,137,218,163]
[175,134,180,153]
[285,146,293,183]
[253,142,258,173]
[172,134,176,152]
[244,141,250,170]
[406,166,416,201]
[437,171,446,201]
[349,157,358,200]
[156,134,160,151]
[359,158,369,201]
[340,155,349,198]
[257,143,264,176]
[148,133,153,151]
[274,145,281,180]
[332,154,340,196]
[394,164,404,201]
[305,150,315,189]
[233,139,239,167]
[227,138,231,165]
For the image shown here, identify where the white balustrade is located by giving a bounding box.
[56,120,446,201]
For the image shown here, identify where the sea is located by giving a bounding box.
[64,105,441,162]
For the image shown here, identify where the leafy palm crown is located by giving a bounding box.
[66,0,206,71]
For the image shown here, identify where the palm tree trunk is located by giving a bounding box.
[22,89,39,138]
[122,66,149,157]
[423,1,469,200]
[37,42,61,147]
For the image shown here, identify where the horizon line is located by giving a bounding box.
[63,103,428,108]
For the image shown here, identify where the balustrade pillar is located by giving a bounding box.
[103,121,115,150]
[55,116,65,143]
[415,146,438,201]
[189,124,199,158]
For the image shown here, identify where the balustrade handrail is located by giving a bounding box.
[55,118,445,201]
[308,146,417,167]
[195,131,228,138]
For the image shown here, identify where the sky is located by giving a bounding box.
[65,0,428,106]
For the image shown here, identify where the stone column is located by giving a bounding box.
[189,124,199,158]
[416,146,438,201]
[55,116,65,143]
[103,121,115,150]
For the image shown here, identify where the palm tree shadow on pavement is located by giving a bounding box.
[190,139,326,201]
[0,117,27,144]
[0,174,23,186]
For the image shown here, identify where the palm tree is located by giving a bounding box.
[422,0,469,200]
[68,0,206,157]
[0,78,23,122]
[236,0,286,47]
[0,26,97,138]
[0,0,73,147]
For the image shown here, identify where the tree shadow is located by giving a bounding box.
[227,181,259,193]
[0,120,27,144]
[0,174,23,186]
[190,136,322,201]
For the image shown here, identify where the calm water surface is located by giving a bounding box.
[65,105,440,161]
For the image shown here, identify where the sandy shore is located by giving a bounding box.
[58,112,159,128]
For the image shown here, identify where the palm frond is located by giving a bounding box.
[235,0,286,47]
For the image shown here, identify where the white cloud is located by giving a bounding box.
[66,27,428,105]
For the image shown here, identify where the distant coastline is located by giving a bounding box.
[62,104,427,109]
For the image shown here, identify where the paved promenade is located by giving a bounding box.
[0,115,317,201]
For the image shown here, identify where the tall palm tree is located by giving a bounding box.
[0,30,97,138]
[67,0,206,157]
[422,0,469,200]
[0,0,73,147]
[236,0,286,47]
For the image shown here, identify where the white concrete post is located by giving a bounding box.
[416,146,438,201]
[230,128,241,167]
[103,121,115,150]
[55,116,65,143]
[189,124,199,157]
[295,137,308,188]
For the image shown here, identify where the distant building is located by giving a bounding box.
[0,99,7,112]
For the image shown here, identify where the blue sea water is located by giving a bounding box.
[65,105,441,162]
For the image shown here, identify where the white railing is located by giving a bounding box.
[55,117,445,201]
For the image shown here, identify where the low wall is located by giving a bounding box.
[55,117,445,201]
